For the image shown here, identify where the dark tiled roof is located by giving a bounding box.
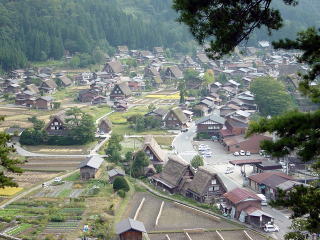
[195,114,225,125]
[115,218,146,234]
[248,172,293,184]
[80,156,103,169]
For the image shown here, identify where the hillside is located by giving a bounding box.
[0,0,319,72]
[0,0,192,71]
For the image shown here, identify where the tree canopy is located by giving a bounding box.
[250,77,294,116]
[191,155,204,169]
[0,117,23,187]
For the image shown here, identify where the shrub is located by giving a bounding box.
[50,214,65,222]
[113,177,129,192]
[117,189,126,198]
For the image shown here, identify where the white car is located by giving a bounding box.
[204,152,212,157]
[246,151,251,156]
[54,177,62,182]
[233,151,240,156]
[264,223,280,232]
[225,167,234,174]
[240,150,245,156]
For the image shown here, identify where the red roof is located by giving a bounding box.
[248,172,293,184]
[223,187,261,204]
[229,159,263,166]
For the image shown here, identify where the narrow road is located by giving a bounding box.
[0,169,79,209]
[95,110,114,124]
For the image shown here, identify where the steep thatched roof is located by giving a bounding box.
[187,167,217,196]
[157,155,190,188]
[116,82,132,96]
[169,107,188,124]
[143,136,167,163]
[100,116,112,128]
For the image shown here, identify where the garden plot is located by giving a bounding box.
[4,223,32,237]
[22,156,85,171]
[34,182,74,198]
[42,220,80,234]
[6,171,59,188]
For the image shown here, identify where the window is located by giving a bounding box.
[208,126,214,130]
[209,187,213,192]
[54,122,59,125]
[214,186,220,191]
[211,179,217,184]
[51,127,55,130]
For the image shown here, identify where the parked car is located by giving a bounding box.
[257,194,267,206]
[246,151,251,156]
[225,167,234,174]
[240,150,245,156]
[204,152,212,157]
[264,223,279,232]
[233,151,240,156]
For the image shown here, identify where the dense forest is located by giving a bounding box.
[0,0,192,71]
[0,0,319,72]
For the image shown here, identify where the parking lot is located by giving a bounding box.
[193,140,263,165]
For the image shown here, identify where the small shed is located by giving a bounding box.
[80,156,104,180]
[116,218,146,240]
[107,168,125,183]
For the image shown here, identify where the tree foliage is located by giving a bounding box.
[250,77,294,116]
[0,0,193,71]
[0,118,23,188]
[132,151,150,177]
[105,134,124,163]
[113,177,129,192]
[191,155,204,169]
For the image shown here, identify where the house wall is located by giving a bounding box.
[80,167,97,180]
[197,123,223,136]
[35,99,51,110]
[46,118,68,136]
[233,200,261,219]
[119,230,143,240]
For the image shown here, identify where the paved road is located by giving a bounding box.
[0,169,79,209]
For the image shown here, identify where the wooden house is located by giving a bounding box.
[4,84,20,94]
[25,84,40,94]
[78,89,99,103]
[40,79,57,93]
[102,61,123,77]
[98,116,112,134]
[144,108,168,122]
[110,82,132,100]
[195,53,210,65]
[117,45,129,55]
[221,188,272,228]
[15,90,35,105]
[80,156,104,180]
[151,155,194,194]
[185,167,227,203]
[57,76,72,87]
[153,47,164,57]
[107,168,125,183]
[34,96,53,110]
[116,218,146,240]
[164,66,183,81]
[248,172,294,200]
[195,114,225,137]
[143,136,167,166]
[45,111,69,136]
[164,107,188,129]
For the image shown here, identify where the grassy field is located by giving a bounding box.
[80,104,112,121]
[154,136,174,148]
[52,86,88,101]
